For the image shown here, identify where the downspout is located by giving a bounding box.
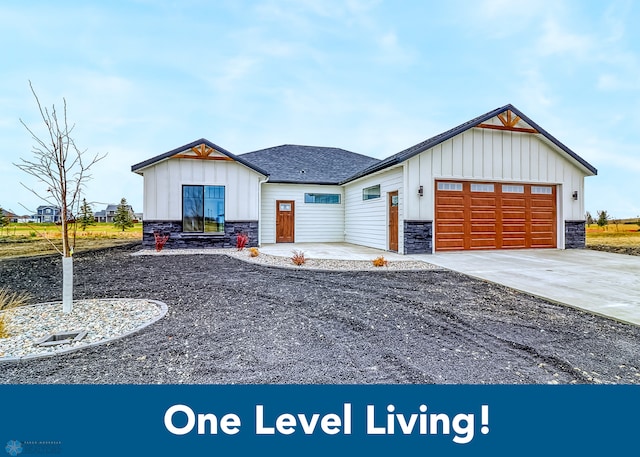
[257,175,269,246]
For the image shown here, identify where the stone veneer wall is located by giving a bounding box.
[142,220,259,249]
[564,220,586,249]
[403,220,433,254]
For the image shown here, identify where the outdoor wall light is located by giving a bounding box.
[418,185,424,197]
[572,191,578,201]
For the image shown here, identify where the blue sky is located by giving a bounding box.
[1,0,639,218]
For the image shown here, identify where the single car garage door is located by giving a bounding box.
[435,180,556,251]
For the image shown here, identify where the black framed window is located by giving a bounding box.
[183,185,225,233]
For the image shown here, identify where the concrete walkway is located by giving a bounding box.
[260,242,410,261]
[261,243,640,326]
[423,249,640,326]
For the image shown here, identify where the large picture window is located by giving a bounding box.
[183,185,225,233]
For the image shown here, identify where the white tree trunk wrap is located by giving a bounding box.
[62,256,73,313]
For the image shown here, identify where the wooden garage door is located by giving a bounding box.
[435,181,556,251]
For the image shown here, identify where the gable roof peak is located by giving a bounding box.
[342,103,597,183]
[131,138,269,176]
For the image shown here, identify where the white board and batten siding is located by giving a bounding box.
[260,183,345,244]
[404,127,588,226]
[141,158,263,221]
[344,167,403,252]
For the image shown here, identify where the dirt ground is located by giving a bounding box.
[1,243,639,384]
[588,244,640,257]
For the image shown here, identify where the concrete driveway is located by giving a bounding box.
[423,249,640,326]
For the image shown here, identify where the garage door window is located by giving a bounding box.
[531,186,553,194]
[502,185,524,193]
[471,183,494,192]
[437,182,462,191]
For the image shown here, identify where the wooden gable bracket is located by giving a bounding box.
[477,110,539,134]
[173,143,234,161]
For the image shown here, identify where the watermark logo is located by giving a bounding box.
[4,441,22,457]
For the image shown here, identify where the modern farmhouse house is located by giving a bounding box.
[131,104,597,254]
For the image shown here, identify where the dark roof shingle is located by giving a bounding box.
[240,145,380,184]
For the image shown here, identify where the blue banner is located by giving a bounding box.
[0,385,637,456]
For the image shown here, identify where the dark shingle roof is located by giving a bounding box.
[239,145,380,184]
[342,104,597,183]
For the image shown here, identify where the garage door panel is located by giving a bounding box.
[471,213,496,221]
[502,224,526,233]
[502,197,526,206]
[531,211,554,221]
[470,237,498,249]
[438,211,465,220]
[435,180,557,251]
[471,223,497,233]
[531,238,555,248]
[470,197,497,207]
[502,212,526,221]
[502,237,527,248]
[437,195,465,204]
[437,239,466,250]
[531,198,554,208]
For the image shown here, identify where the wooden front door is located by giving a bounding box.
[276,200,295,243]
[388,191,398,252]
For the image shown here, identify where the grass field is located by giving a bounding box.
[586,223,640,246]
[586,221,640,256]
[0,222,142,258]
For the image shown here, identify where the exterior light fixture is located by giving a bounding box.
[418,185,424,197]
[572,191,578,200]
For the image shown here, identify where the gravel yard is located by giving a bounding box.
[1,243,639,384]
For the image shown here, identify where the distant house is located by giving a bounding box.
[1,209,18,223]
[35,206,61,223]
[93,209,107,223]
[94,203,136,223]
[16,215,35,223]
[132,104,597,253]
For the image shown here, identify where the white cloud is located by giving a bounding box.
[468,0,547,38]
[535,18,593,57]
[210,56,260,92]
[374,31,416,65]
[596,73,636,91]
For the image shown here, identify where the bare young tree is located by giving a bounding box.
[14,81,106,313]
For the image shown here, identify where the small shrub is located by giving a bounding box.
[249,247,259,257]
[291,250,306,266]
[372,256,389,267]
[154,231,170,252]
[0,288,31,311]
[236,233,249,250]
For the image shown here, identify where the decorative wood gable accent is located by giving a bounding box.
[476,110,539,134]
[173,143,234,161]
